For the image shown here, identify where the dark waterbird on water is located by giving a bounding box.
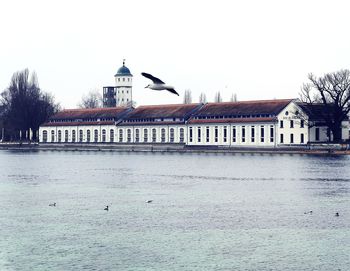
[49,203,56,207]
[141,72,179,96]
[304,210,312,214]
[104,205,109,211]
[146,200,153,203]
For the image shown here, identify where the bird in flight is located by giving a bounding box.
[141,72,179,96]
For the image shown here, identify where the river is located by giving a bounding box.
[0,150,349,270]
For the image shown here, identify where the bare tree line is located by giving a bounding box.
[183,90,238,104]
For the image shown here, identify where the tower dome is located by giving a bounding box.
[115,60,133,77]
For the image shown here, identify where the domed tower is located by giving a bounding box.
[115,59,133,107]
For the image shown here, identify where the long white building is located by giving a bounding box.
[39,99,349,146]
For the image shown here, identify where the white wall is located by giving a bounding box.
[187,123,277,147]
[276,102,309,145]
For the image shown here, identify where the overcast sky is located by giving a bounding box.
[1,0,350,108]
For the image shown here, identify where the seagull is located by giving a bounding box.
[141,72,179,96]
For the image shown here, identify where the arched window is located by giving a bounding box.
[72,130,76,142]
[119,129,123,142]
[102,129,106,142]
[79,130,83,142]
[94,129,98,142]
[65,130,69,142]
[170,128,175,143]
[42,130,48,142]
[58,130,62,142]
[110,129,114,142]
[127,129,131,142]
[87,130,91,142]
[51,130,55,142]
[161,128,166,143]
[144,129,148,142]
[152,128,157,142]
[179,128,184,143]
[135,129,140,142]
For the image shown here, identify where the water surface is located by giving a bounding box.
[0,150,349,270]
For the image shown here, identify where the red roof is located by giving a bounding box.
[188,117,276,124]
[123,103,203,120]
[50,107,131,120]
[191,99,294,117]
[41,121,115,127]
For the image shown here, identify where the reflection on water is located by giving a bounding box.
[0,150,349,271]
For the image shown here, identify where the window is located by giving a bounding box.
[260,126,264,142]
[242,126,246,143]
[170,128,175,143]
[127,129,131,142]
[251,126,255,142]
[72,130,76,142]
[270,126,274,143]
[87,130,91,142]
[206,127,210,142]
[300,133,304,144]
[51,130,55,142]
[119,129,123,142]
[232,126,236,142]
[110,129,114,142]
[79,130,84,142]
[315,128,320,141]
[102,129,106,142]
[215,126,218,142]
[179,128,184,143]
[223,126,227,142]
[65,130,69,142]
[280,120,284,128]
[144,129,148,142]
[152,128,157,143]
[197,127,201,142]
[94,129,98,142]
[290,120,294,128]
[189,127,193,142]
[135,129,140,143]
[43,130,48,142]
[280,133,284,143]
[290,133,294,143]
[161,128,166,143]
[58,131,62,142]
[300,120,304,128]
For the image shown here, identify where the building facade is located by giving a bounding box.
[39,99,350,146]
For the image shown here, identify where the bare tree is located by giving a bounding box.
[300,69,350,142]
[78,89,103,108]
[199,92,207,103]
[230,93,238,102]
[0,69,60,141]
[214,91,223,103]
[183,89,192,104]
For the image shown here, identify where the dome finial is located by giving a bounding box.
[123,59,125,66]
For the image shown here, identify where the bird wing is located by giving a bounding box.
[141,72,165,84]
[166,87,180,96]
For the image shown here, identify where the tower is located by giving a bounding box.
[115,59,133,107]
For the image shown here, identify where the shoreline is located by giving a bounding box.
[1,142,349,155]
